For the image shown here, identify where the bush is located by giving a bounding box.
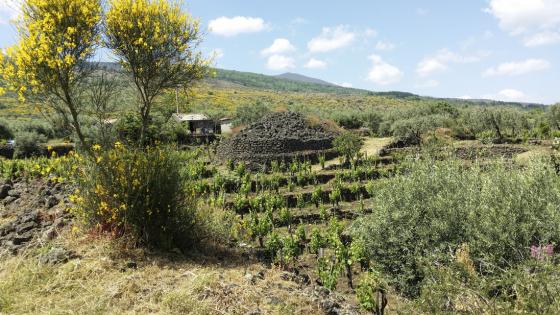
[72,144,198,250]
[233,100,271,127]
[14,121,54,139]
[0,119,13,140]
[13,132,47,158]
[333,131,363,164]
[334,113,363,129]
[352,158,560,297]
[414,260,560,314]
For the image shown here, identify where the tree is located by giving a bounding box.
[549,104,560,130]
[333,131,363,165]
[233,100,271,127]
[0,0,102,151]
[105,0,209,144]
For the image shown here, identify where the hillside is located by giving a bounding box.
[0,64,546,122]
[273,72,336,86]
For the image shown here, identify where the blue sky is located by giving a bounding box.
[1,0,559,104]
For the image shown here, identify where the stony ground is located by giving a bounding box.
[0,178,364,314]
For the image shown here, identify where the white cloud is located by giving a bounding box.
[0,0,21,24]
[304,58,327,69]
[208,16,267,37]
[266,54,295,71]
[458,95,473,100]
[261,38,296,56]
[497,89,526,101]
[483,89,528,102]
[339,82,353,88]
[364,28,378,38]
[367,54,403,85]
[523,31,560,46]
[417,59,447,77]
[486,0,560,46]
[416,49,486,77]
[416,79,440,88]
[307,25,356,53]
[483,58,550,76]
[375,41,395,51]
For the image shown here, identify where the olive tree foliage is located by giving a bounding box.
[549,104,560,130]
[105,0,209,144]
[333,131,363,164]
[0,0,102,151]
[464,107,529,140]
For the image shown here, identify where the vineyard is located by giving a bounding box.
[1,0,560,313]
[2,125,560,313]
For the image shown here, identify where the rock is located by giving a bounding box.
[2,196,16,205]
[217,111,336,169]
[126,261,137,269]
[320,300,341,315]
[20,211,38,223]
[7,190,21,198]
[12,232,33,245]
[247,309,262,315]
[245,273,256,284]
[266,295,282,305]
[41,226,58,241]
[15,221,37,234]
[314,287,331,297]
[45,195,59,209]
[39,247,74,265]
[222,283,238,295]
[0,184,11,199]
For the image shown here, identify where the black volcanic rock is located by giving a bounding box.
[217,111,337,169]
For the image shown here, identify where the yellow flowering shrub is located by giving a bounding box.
[105,0,208,143]
[72,143,197,249]
[0,0,101,148]
[0,152,77,182]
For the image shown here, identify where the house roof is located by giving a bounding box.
[172,113,210,122]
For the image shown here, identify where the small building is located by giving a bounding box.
[219,117,233,134]
[172,113,215,134]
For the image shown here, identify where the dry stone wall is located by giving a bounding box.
[217,111,337,169]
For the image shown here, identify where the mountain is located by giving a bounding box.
[209,68,372,95]
[87,63,545,107]
[273,73,336,87]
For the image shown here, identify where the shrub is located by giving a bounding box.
[352,158,560,297]
[13,132,47,158]
[414,260,560,314]
[333,131,363,164]
[0,119,13,140]
[233,100,271,127]
[14,120,54,139]
[356,270,388,315]
[72,144,198,250]
[334,113,363,129]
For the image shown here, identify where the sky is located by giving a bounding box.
[0,0,559,104]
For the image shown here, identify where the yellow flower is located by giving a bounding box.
[92,144,101,151]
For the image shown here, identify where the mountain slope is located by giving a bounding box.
[273,72,336,86]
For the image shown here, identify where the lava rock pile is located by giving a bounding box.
[217,111,338,169]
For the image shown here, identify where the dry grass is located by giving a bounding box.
[515,146,552,165]
[0,229,330,315]
[360,137,392,157]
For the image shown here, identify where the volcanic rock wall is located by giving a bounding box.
[217,111,337,169]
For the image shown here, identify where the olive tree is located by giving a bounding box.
[333,131,363,165]
[105,0,209,144]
